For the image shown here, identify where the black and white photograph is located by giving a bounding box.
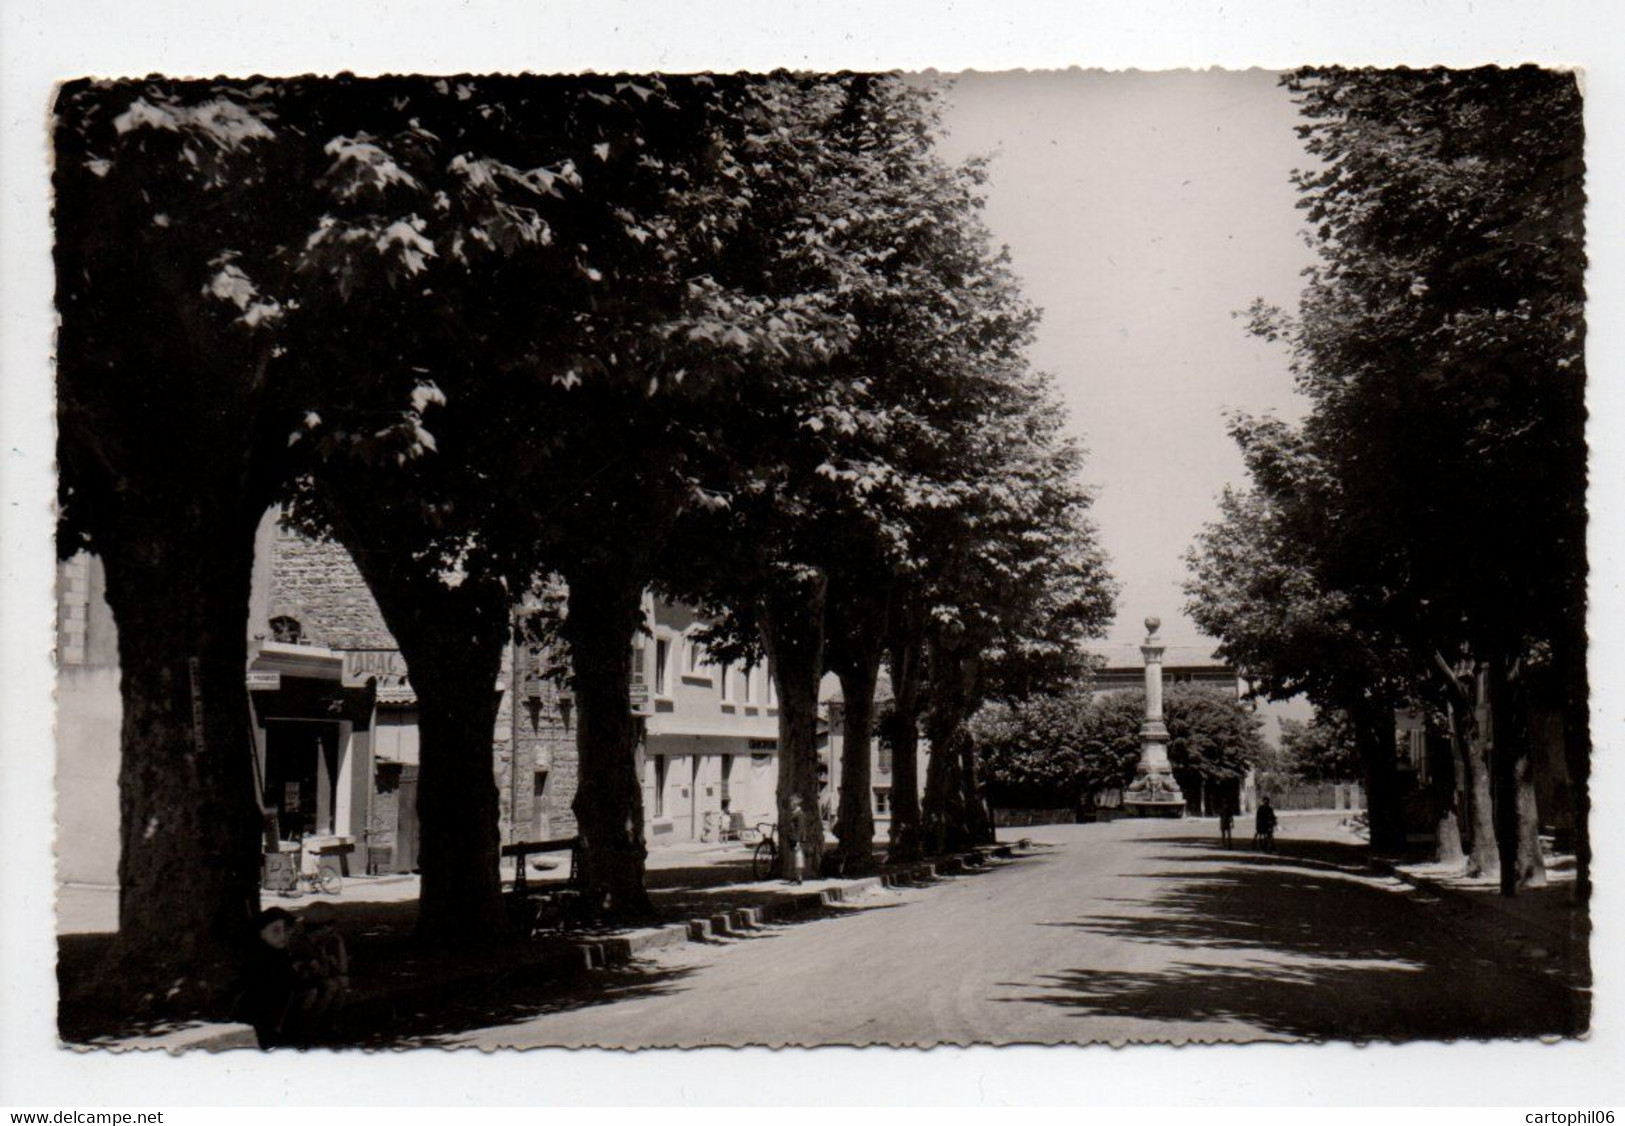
[3,0,1622,1113]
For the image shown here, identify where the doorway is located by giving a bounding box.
[264,721,340,841]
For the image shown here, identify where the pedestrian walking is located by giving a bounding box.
[1254,797,1277,851]
[1219,803,1234,848]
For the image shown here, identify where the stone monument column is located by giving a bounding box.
[1123,615,1185,817]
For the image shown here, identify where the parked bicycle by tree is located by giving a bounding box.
[750,823,780,881]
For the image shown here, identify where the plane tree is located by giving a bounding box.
[52,77,429,1005]
[52,71,860,992]
[1183,423,1419,854]
[913,367,1117,853]
[280,73,838,930]
[670,77,1116,867]
[1243,67,1587,893]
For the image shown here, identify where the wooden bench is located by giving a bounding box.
[500,837,586,934]
[501,836,582,891]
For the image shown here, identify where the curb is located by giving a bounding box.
[1368,855,1581,951]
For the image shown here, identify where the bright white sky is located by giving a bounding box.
[933,70,1317,649]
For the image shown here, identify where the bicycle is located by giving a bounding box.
[750,822,779,880]
[265,842,343,898]
[278,864,342,898]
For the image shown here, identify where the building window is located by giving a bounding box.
[874,787,892,815]
[654,638,671,697]
[269,615,303,644]
[742,664,756,705]
[764,664,776,707]
[686,637,705,674]
[720,661,735,704]
[878,744,892,775]
[522,645,546,700]
[653,755,667,817]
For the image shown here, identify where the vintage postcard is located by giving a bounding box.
[48,65,1589,1052]
[3,0,1619,1113]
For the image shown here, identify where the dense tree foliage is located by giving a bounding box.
[666,78,1116,866]
[1192,67,1585,890]
[276,73,796,933]
[54,77,409,1000]
[1183,434,1414,851]
[54,69,1117,1007]
[1273,713,1362,783]
[973,685,1263,812]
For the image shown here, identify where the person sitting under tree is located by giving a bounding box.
[239,907,301,1049]
[289,901,350,1043]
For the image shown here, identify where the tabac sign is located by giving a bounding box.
[342,649,408,680]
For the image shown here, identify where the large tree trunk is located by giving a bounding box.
[922,631,975,855]
[58,209,283,1013]
[956,654,995,846]
[562,565,653,918]
[920,720,964,856]
[883,601,927,862]
[1450,664,1501,878]
[1489,655,1547,895]
[1429,714,1464,865]
[388,600,509,942]
[1554,615,1590,903]
[831,660,880,872]
[319,496,513,943]
[760,572,828,880]
[826,579,888,873]
[958,730,994,845]
[98,503,265,1015]
[1352,695,1405,853]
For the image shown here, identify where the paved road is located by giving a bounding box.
[431,815,1587,1048]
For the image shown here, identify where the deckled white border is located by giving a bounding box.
[2,0,1620,1108]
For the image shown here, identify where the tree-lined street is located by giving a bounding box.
[42,63,1591,1052]
[439,816,1585,1048]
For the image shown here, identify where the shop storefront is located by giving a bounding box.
[246,640,375,869]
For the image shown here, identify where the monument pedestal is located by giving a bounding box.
[1122,616,1186,818]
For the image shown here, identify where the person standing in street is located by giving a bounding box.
[785,793,807,885]
[1219,802,1235,848]
[1255,796,1277,851]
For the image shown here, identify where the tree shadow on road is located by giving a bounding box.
[59,853,1016,1045]
[344,959,702,1048]
[1003,834,1589,1042]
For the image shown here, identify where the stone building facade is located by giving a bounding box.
[249,516,576,872]
[55,516,862,889]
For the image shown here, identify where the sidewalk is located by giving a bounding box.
[1285,812,1590,989]
[61,838,1029,1050]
